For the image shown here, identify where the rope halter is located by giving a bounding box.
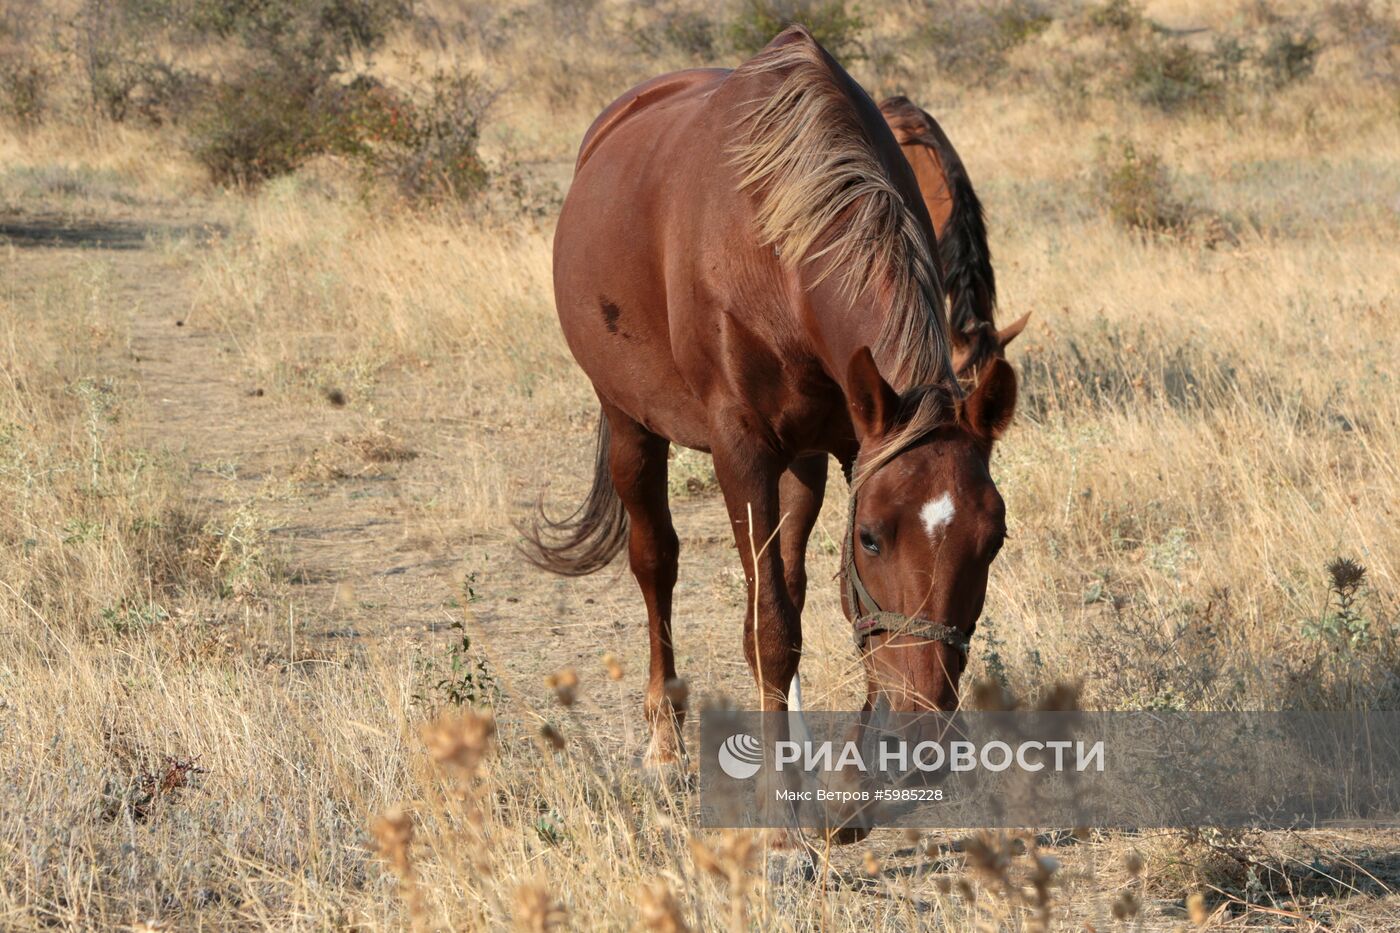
[841,493,972,656]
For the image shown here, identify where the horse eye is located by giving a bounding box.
[987,529,1007,559]
[859,529,881,555]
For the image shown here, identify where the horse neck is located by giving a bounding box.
[802,270,914,396]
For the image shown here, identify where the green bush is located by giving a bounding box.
[729,0,865,59]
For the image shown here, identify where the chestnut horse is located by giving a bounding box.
[524,28,1017,767]
[878,96,1029,381]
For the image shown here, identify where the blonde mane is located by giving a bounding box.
[728,30,959,488]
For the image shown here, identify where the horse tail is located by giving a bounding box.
[923,121,998,338]
[518,411,629,576]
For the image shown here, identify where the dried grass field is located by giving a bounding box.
[3,0,1400,928]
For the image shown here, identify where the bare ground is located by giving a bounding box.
[5,197,787,752]
[9,194,1400,928]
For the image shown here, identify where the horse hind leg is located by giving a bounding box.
[603,404,684,768]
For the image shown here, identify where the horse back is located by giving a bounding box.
[556,68,760,450]
[879,97,956,237]
[575,69,731,172]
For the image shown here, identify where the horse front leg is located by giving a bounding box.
[777,454,827,707]
[711,435,800,712]
[713,433,814,848]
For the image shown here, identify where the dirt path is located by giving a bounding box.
[4,199,862,759]
[6,208,475,655]
[127,254,459,645]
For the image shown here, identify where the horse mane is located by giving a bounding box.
[728,28,958,488]
[879,96,999,374]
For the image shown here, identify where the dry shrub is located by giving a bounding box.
[188,62,342,184]
[1091,138,1235,245]
[67,0,206,124]
[626,4,721,60]
[340,427,418,464]
[170,0,468,191]
[1258,26,1323,87]
[189,57,492,200]
[1121,35,1225,112]
[0,56,48,126]
[729,0,865,58]
[1043,0,1328,112]
[371,68,494,204]
[1094,138,1193,233]
[1324,0,1400,83]
[919,0,1054,85]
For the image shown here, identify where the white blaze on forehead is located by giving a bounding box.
[919,492,956,538]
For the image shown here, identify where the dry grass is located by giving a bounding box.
[3,0,1400,928]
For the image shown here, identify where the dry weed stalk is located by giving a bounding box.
[1187,891,1210,925]
[637,879,691,932]
[538,721,567,750]
[546,667,580,706]
[415,709,501,922]
[513,882,569,931]
[689,831,759,932]
[961,831,1060,932]
[370,805,429,930]
[421,709,497,779]
[602,651,624,680]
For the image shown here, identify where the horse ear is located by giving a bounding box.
[846,347,899,439]
[963,357,1018,440]
[996,311,1031,349]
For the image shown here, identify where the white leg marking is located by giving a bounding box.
[920,492,955,539]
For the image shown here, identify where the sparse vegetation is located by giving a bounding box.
[3,0,1400,928]
[1260,26,1323,87]
[729,0,865,58]
[0,56,46,125]
[1094,137,1193,233]
[919,0,1054,84]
